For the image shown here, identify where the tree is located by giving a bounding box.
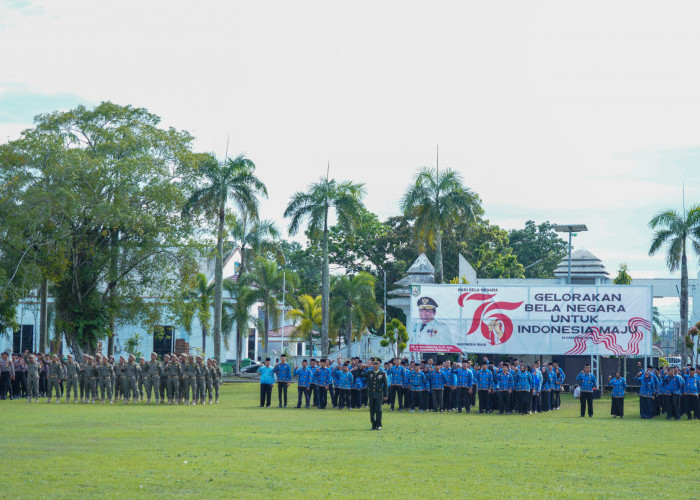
[508,221,568,278]
[228,213,284,276]
[613,264,633,285]
[0,102,202,358]
[400,167,482,283]
[223,276,257,373]
[288,294,322,354]
[440,219,524,280]
[184,153,267,362]
[284,177,366,355]
[330,272,383,358]
[189,273,214,354]
[279,240,323,299]
[648,205,700,362]
[380,318,409,358]
[247,257,298,355]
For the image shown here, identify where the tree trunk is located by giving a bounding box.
[108,229,119,357]
[435,230,444,283]
[213,205,224,363]
[202,326,207,355]
[39,277,48,353]
[263,302,270,356]
[236,322,243,374]
[321,208,330,356]
[681,247,688,362]
[345,307,352,359]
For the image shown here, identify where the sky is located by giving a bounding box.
[2,0,699,321]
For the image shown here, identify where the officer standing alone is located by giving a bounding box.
[360,359,388,430]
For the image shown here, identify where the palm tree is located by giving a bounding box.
[284,177,366,355]
[247,257,298,355]
[400,167,481,283]
[190,273,214,355]
[183,153,267,362]
[229,213,284,276]
[648,205,700,361]
[288,294,322,355]
[223,276,257,373]
[330,272,383,358]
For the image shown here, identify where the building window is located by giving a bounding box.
[13,325,34,354]
[153,326,174,357]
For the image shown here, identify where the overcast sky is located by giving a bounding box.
[2,0,699,319]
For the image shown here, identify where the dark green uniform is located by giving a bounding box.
[196,361,207,404]
[27,359,40,401]
[64,359,80,402]
[47,360,62,402]
[138,361,147,399]
[98,361,114,402]
[166,359,181,404]
[123,361,141,402]
[204,364,214,404]
[144,358,163,403]
[361,368,389,429]
[115,362,126,399]
[212,363,222,403]
[84,362,99,403]
[184,360,199,405]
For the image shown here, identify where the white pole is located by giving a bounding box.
[281,272,286,355]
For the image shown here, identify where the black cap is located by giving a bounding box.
[265,357,271,361]
[417,296,438,310]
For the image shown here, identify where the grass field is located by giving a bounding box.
[2,383,698,498]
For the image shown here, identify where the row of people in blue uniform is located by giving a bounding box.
[630,365,699,420]
[259,355,700,420]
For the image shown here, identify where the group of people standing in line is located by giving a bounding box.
[0,350,223,405]
[257,354,700,421]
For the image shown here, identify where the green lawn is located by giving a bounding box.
[2,384,698,498]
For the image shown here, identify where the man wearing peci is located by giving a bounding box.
[412,297,451,346]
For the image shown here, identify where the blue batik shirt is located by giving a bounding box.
[456,368,474,388]
[609,376,626,397]
[409,371,425,391]
[294,366,312,387]
[637,374,656,397]
[428,370,447,390]
[273,362,291,382]
[496,371,513,391]
[315,366,332,386]
[337,371,353,390]
[476,369,494,390]
[576,372,596,392]
[258,365,275,385]
[666,374,684,395]
[682,374,698,395]
[387,365,402,385]
[514,370,533,391]
[531,369,542,392]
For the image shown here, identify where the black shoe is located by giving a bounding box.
[376,426,382,430]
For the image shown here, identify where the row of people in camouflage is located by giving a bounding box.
[0,350,222,405]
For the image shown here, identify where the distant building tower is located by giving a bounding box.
[553,249,609,285]
[387,253,435,319]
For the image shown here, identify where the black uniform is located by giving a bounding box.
[359,367,388,430]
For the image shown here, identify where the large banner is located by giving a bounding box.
[408,284,653,356]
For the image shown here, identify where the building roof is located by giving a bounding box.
[553,248,609,278]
